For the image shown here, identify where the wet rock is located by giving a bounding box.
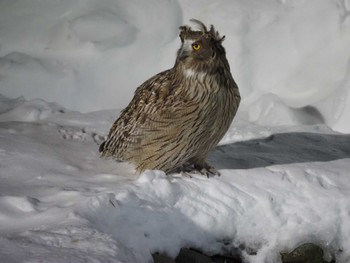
[281,243,335,263]
[211,254,242,263]
[154,243,336,263]
[152,253,176,263]
[175,248,212,263]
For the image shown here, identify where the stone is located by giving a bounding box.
[280,243,334,263]
[152,253,176,263]
[211,254,242,263]
[175,248,212,263]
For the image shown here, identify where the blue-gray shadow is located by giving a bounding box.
[209,132,350,169]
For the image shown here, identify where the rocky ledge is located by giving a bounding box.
[152,243,337,263]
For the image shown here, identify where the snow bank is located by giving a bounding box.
[1,0,350,132]
[81,162,350,263]
[1,1,350,260]
[0,97,350,262]
[178,0,350,132]
[0,0,182,112]
[0,94,66,122]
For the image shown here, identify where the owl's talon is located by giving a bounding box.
[181,172,193,178]
[194,161,220,177]
[199,167,220,177]
[176,163,219,178]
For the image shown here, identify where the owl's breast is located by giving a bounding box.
[181,70,240,154]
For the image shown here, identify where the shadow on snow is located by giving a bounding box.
[209,132,350,170]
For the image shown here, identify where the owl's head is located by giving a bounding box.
[176,19,226,68]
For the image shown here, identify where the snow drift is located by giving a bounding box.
[0,97,350,263]
[1,0,350,262]
[0,0,350,132]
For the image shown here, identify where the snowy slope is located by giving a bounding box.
[1,97,350,263]
[1,0,350,262]
[0,0,350,132]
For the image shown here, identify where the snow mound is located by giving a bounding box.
[1,0,350,261]
[0,95,66,122]
[0,226,122,263]
[0,0,182,113]
[179,0,350,132]
[80,161,350,263]
[70,10,137,48]
[1,0,350,132]
[1,95,350,262]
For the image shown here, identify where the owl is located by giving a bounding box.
[99,19,241,177]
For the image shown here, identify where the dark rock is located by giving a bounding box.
[152,253,176,263]
[175,248,212,263]
[155,243,336,263]
[281,243,335,263]
[211,254,242,263]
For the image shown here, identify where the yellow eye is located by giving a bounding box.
[192,43,201,51]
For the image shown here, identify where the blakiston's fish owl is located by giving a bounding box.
[99,19,241,176]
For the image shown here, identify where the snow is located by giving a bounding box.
[1,0,350,262]
[1,97,350,263]
[1,0,350,132]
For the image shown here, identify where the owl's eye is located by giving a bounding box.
[192,43,201,51]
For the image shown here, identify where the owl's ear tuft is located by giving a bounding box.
[179,25,191,42]
[208,24,225,43]
[179,20,225,45]
[189,19,208,33]
[217,35,226,44]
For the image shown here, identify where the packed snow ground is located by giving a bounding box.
[1,0,350,262]
[1,96,350,263]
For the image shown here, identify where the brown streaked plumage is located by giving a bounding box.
[99,19,241,176]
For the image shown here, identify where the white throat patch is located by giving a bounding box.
[184,69,206,81]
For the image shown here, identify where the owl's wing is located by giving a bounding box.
[100,70,199,165]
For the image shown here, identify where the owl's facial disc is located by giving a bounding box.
[178,39,195,60]
[178,38,213,62]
